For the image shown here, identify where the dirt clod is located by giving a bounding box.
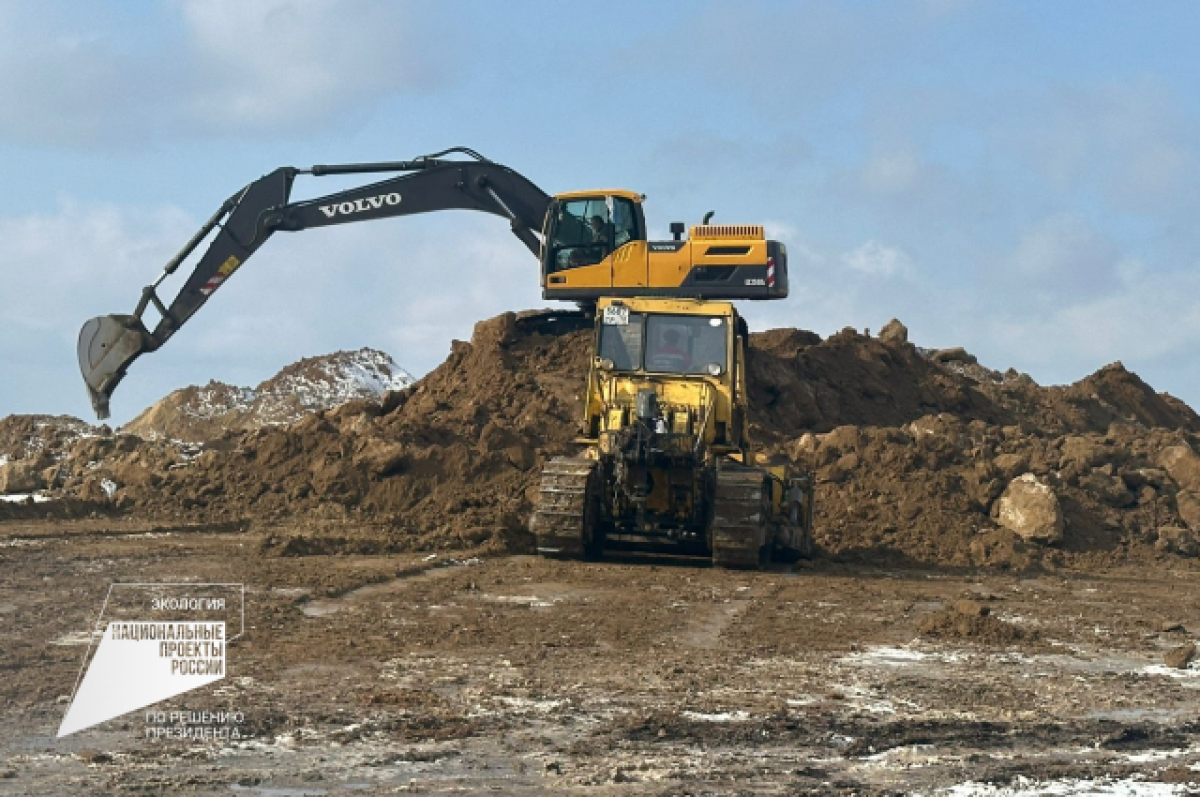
[919,608,1035,644]
[954,599,990,618]
[1164,643,1196,669]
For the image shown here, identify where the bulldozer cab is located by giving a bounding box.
[582,297,749,458]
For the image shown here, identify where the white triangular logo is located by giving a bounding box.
[58,622,225,737]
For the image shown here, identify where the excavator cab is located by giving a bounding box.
[541,191,647,294]
[540,191,789,303]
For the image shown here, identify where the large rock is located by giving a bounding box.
[1164,643,1196,669]
[995,473,1064,544]
[879,319,908,344]
[932,347,978,365]
[1175,492,1200,532]
[1158,445,1200,493]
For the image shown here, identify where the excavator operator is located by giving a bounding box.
[589,214,613,245]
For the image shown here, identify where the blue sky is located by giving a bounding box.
[2,0,1199,424]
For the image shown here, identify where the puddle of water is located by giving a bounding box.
[300,601,340,618]
[675,601,748,649]
[229,785,333,796]
[50,630,103,646]
[272,587,312,598]
[300,565,471,617]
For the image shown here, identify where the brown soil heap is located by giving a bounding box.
[123,347,414,442]
[3,313,1199,567]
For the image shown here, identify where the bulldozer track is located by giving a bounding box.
[710,464,768,569]
[532,457,597,558]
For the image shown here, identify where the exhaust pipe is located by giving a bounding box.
[77,315,154,420]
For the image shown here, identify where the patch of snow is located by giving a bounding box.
[681,710,752,723]
[945,776,1189,796]
[255,348,415,419]
[484,595,557,608]
[1142,663,1200,679]
[1118,745,1199,764]
[860,743,939,765]
[846,645,929,666]
[0,538,46,548]
[0,492,52,503]
[495,697,564,714]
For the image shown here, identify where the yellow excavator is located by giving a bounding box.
[532,297,814,568]
[77,147,789,419]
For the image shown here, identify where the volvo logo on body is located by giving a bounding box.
[319,193,401,218]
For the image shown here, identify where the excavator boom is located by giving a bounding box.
[78,148,549,418]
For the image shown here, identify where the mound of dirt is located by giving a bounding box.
[122,347,414,442]
[33,313,588,548]
[5,313,1200,567]
[918,606,1037,644]
[0,414,98,462]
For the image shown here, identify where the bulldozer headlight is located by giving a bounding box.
[706,362,723,376]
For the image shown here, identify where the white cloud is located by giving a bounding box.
[990,79,1197,214]
[0,199,196,332]
[1003,214,1121,301]
[179,0,450,132]
[0,1,452,146]
[987,269,1200,369]
[0,5,140,146]
[860,150,922,195]
[840,241,914,278]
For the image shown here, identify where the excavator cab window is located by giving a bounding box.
[546,195,640,272]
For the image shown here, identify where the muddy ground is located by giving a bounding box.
[2,518,1199,796]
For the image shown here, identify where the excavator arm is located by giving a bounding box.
[77,148,549,419]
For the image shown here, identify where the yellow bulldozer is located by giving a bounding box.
[532,297,814,568]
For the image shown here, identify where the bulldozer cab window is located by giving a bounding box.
[645,315,728,376]
[598,310,644,370]
[548,196,640,271]
[599,312,729,376]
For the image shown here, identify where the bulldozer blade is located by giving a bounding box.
[77,315,153,420]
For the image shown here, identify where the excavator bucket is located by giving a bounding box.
[77,315,153,420]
